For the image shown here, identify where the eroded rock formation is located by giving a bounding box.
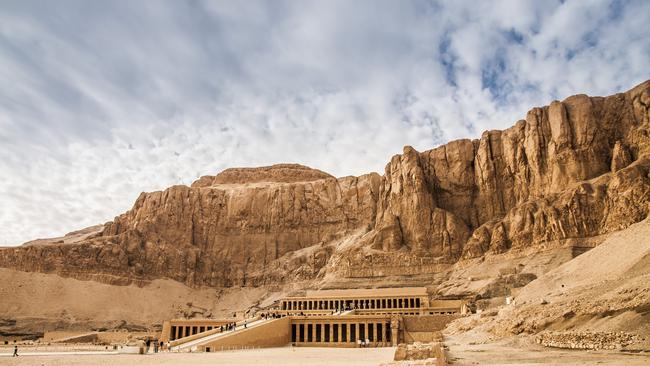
[1,80,649,288]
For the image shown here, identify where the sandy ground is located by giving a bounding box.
[0,267,285,335]
[0,346,395,366]
[444,333,650,366]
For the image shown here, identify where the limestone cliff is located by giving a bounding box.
[0,165,381,287]
[0,80,649,288]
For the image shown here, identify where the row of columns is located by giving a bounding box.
[282,297,420,311]
[170,325,215,341]
[291,321,391,346]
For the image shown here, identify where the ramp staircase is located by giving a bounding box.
[170,317,275,352]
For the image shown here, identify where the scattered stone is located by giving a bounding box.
[535,331,644,350]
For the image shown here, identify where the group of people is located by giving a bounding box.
[357,339,371,348]
[219,323,238,332]
[260,312,284,319]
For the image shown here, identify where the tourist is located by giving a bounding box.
[12,345,18,357]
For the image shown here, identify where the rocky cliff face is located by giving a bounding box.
[0,165,381,287]
[1,80,649,288]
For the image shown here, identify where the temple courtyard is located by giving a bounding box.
[0,346,394,366]
[2,341,649,366]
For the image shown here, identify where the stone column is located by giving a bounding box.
[373,323,378,345]
[346,323,351,343]
[320,324,325,343]
[400,299,404,308]
[390,316,399,346]
[337,323,342,343]
[354,323,359,344]
[312,324,316,343]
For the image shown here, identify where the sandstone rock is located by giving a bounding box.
[191,163,334,187]
[611,141,632,172]
[0,80,649,289]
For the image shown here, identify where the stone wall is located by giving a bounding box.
[403,315,460,332]
[402,315,459,344]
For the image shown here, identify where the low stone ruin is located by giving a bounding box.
[535,331,644,350]
[380,342,446,365]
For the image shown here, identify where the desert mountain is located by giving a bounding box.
[0,80,649,336]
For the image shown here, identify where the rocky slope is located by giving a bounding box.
[444,216,650,352]
[0,80,649,292]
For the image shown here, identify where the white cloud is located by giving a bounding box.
[0,0,648,245]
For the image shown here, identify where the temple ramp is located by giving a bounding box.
[53,332,99,343]
[171,317,288,352]
[191,317,291,352]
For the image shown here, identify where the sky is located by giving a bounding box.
[0,0,648,246]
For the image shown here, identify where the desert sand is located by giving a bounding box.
[0,346,394,366]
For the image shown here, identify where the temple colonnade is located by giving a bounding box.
[281,297,421,311]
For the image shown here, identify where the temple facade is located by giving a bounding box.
[160,287,468,352]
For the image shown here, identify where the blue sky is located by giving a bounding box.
[0,0,648,245]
